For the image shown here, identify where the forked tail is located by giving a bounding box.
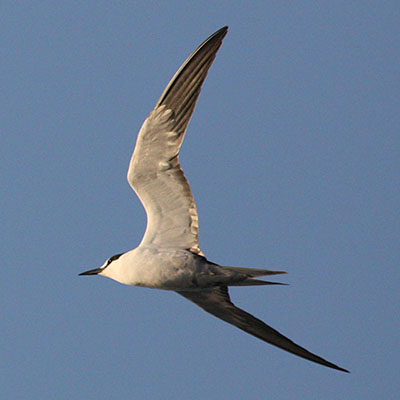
[220,266,287,286]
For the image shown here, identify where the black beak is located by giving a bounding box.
[79,268,103,276]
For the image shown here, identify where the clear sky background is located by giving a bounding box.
[2,1,399,399]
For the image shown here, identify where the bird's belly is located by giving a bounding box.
[122,248,200,290]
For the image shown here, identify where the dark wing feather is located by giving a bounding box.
[177,286,349,372]
[127,27,228,254]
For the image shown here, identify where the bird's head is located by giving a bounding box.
[79,253,125,279]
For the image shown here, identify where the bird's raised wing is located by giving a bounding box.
[127,27,228,255]
[177,286,349,372]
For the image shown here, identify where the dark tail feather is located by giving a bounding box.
[229,278,288,286]
[221,266,287,277]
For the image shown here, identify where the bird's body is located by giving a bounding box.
[80,26,349,373]
[99,247,283,290]
[100,247,199,289]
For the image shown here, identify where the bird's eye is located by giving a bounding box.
[107,253,124,265]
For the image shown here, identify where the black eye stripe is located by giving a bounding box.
[107,252,124,265]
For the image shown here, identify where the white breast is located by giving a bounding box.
[102,247,202,290]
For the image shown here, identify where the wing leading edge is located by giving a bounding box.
[177,286,349,372]
[127,27,228,254]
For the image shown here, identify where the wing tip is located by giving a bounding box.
[322,362,350,373]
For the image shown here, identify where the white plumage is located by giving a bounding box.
[80,27,348,373]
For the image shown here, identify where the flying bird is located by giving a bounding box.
[80,26,348,373]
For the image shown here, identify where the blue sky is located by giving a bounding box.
[1,1,399,399]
